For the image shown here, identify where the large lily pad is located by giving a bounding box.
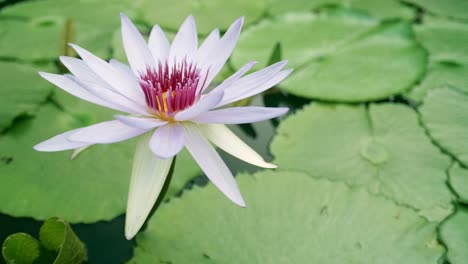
[231,11,426,102]
[405,0,468,21]
[439,207,468,264]
[0,96,200,222]
[420,87,468,167]
[0,61,52,131]
[0,0,137,61]
[137,0,269,35]
[130,170,444,263]
[271,103,453,220]
[269,0,415,20]
[449,162,468,204]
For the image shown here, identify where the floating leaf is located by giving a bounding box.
[137,0,268,35]
[0,61,52,130]
[2,233,41,264]
[130,171,444,263]
[405,0,468,21]
[231,12,426,102]
[439,207,468,264]
[449,162,468,204]
[421,87,468,167]
[271,103,453,220]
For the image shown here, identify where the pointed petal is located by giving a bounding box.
[212,61,257,92]
[109,59,138,81]
[68,120,148,144]
[217,61,290,107]
[70,43,144,104]
[120,13,156,74]
[193,106,289,124]
[59,56,108,87]
[148,24,170,63]
[34,129,89,152]
[125,133,173,239]
[39,72,124,112]
[114,115,167,130]
[197,17,244,90]
[174,89,224,121]
[196,28,220,64]
[150,123,184,159]
[183,123,245,207]
[200,124,276,168]
[169,15,198,64]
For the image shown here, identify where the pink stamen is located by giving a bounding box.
[139,59,205,117]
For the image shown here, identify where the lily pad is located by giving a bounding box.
[0,61,52,131]
[137,0,269,35]
[271,103,453,220]
[420,87,468,167]
[439,207,468,264]
[416,16,468,64]
[405,0,468,21]
[0,98,200,222]
[231,12,426,102]
[130,170,444,263]
[449,162,468,204]
[269,0,415,20]
[2,233,41,264]
[0,0,137,61]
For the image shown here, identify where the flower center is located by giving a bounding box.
[139,60,207,119]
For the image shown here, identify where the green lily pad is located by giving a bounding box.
[137,0,268,35]
[416,16,468,65]
[271,103,453,220]
[420,87,468,167]
[0,96,200,222]
[405,0,468,21]
[130,170,444,263]
[269,0,415,20]
[405,62,468,103]
[0,0,137,61]
[0,61,52,131]
[231,12,426,102]
[449,162,468,204]
[2,233,41,264]
[439,207,468,264]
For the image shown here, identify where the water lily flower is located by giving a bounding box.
[34,13,291,239]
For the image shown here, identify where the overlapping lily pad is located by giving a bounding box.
[405,0,468,21]
[0,92,200,222]
[449,163,468,204]
[137,0,268,35]
[0,0,137,61]
[0,61,52,130]
[231,11,426,102]
[421,87,468,167]
[439,207,468,264]
[269,0,415,20]
[271,103,453,220]
[130,170,444,263]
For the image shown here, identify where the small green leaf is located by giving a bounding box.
[39,217,86,264]
[2,233,41,264]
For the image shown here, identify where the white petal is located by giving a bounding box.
[193,106,289,124]
[183,123,245,207]
[125,132,173,239]
[168,15,198,64]
[150,123,184,159]
[109,59,137,80]
[114,115,167,130]
[60,56,108,87]
[120,13,156,75]
[199,124,276,168]
[70,43,144,105]
[39,72,124,112]
[197,17,244,91]
[196,28,220,65]
[148,24,170,63]
[212,61,257,92]
[34,129,89,152]
[68,120,148,144]
[79,80,148,115]
[175,89,224,121]
[217,61,289,107]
